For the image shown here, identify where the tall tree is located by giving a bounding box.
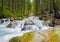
[12,0,15,12]
[52,0,60,18]
[33,0,41,16]
[7,0,10,9]
[1,0,3,13]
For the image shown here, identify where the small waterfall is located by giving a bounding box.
[0,19,10,28]
[0,16,52,42]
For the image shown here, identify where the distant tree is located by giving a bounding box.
[52,0,60,19]
[50,0,53,13]
[12,0,14,12]
[7,0,10,9]
[33,0,41,16]
[1,0,3,12]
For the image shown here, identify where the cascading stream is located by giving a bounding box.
[0,16,52,42]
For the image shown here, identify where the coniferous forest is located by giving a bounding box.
[0,0,60,19]
[0,0,60,42]
[0,0,31,19]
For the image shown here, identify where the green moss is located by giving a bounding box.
[56,29,60,37]
[9,31,60,42]
[47,30,59,42]
[9,32,34,42]
[9,36,21,42]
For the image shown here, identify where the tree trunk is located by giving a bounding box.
[12,0,14,12]
[8,0,10,9]
[53,0,60,19]
[1,0,3,13]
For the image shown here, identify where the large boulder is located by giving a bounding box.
[9,30,59,42]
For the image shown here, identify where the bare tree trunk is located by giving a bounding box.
[53,0,60,19]
[1,0,3,13]
[50,0,53,13]
[8,0,10,9]
[12,0,14,12]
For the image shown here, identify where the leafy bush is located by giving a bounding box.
[0,5,29,19]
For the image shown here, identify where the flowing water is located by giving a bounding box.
[0,16,52,42]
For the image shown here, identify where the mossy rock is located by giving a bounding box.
[9,32,34,42]
[47,30,60,42]
[9,36,21,42]
[9,31,60,42]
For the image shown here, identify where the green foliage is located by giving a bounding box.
[0,5,29,19]
[0,0,31,19]
[0,0,60,19]
[3,7,13,18]
[0,5,13,18]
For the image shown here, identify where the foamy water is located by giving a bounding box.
[0,16,52,42]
